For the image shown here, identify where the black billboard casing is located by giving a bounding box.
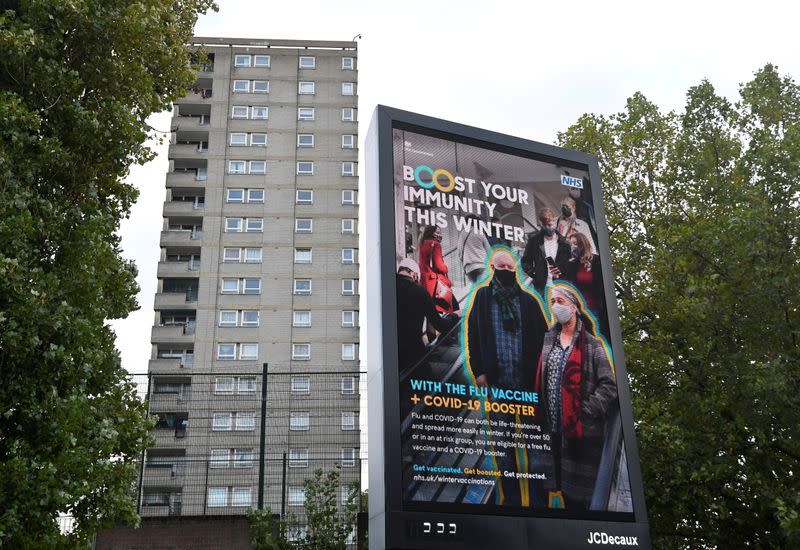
[366,106,651,549]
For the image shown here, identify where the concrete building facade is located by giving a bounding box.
[140,37,360,522]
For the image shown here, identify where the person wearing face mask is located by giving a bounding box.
[418,224,455,314]
[535,285,617,511]
[522,207,571,294]
[557,194,597,256]
[567,181,598,246]
[563,232,607,337]
[465,249,547,506]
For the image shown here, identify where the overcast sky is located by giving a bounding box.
[111,0,800,374]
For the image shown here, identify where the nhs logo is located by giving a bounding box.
[561,175,583,189]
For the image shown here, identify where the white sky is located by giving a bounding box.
[111,0,800,374]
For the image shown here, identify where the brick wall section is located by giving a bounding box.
[95,516,252,550]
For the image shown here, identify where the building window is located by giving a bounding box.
[232,105,248,119]
[219,311,238,326]
[252,80,269,93]
[297,134,314,147]
[290,376,310,394]
[341,219,355,234]
[251,106,268,119]
[232,80,249,93]
[239,343,258,360]
[296,190,313,204]
[341,411,356,430]
[217,344,236,360]
[238,378,257,394]
[293,279,312,295]
[342,57,354,70]
[289,448,309,468]
[288,526,307,543]
[234,54,251,67]
[244,248,262,263]
[236,412,256,431]
[223,248,242,263]
[342,162,356,176]
[298,81,315,95]
[342,279,356,295]
[243,278,261,294]
[293,310,311,327]
[342,108,356,122]
[288,486,306,506]
[341,447,356,467]
[342,190,356,204]
[298,56,315,69]
[297,107,315,121]
[296,161,314,175]
[241,311,260,326]
[341,376,356,395]
[342,248,356,264]
[295,218,313,233]
[247,188,265,202]
[342,82,355,95]
[342,134,355,148]
[253,54,270,67]
[246,218,263,232]
[250,133,267,147]
[342,343,357,361]
[341,311,356,327]
[219,311,259,327]
[212,413,233,431]
[232,487,252,507]
[292,343,311,360]
[225,217,243,232]
[208,487,228,507]
[289,412,310,431]
[215,377,235,394]
[341,486,356,506]
[228,161,246,174]
[210,449,230,469]
[249,161,266,174]
[226,189,244,203]
[221,279,239,294]
[294,248,312,264]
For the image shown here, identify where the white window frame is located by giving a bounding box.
[342,57,354,70]
[342,162,355,176]
[246,188,265,203]
[296,190,313,204]
[341,411,356,430]
[228,161,246,174]
[219,311,238,327]
[210,449,229,469]
[298,81,315,95]
[342,134,355,148]
[341,310,355,327]
[250,133,267,147]
[290,376,310,394]
[223,247,242,263]
[342,107,356,121]
[341,447,356,467]
[221,278,239,294]
[212,413,232,431]
[238,378,257,394]
[297,134,314,147]
[342,343,356,361]
[231,105,248,119]
[251,106,268,119]
[231,487,251,507]
[226,189,244,203]
[253,54,270,67]
[215,377,235,394]
[244,248,262,263]
[341,219,355,234]
[293,310,311,327]
[241,310,260,327]
[225,217,243,232]
[248,161,266,174]
[296,161,314,175]
[295,218,313,233]
[294,248,312,264]
[341,376,356,395]
[243,278,261,295]
[342,248,356,264]
[252,80,269,93]
[208,487,228,507]
[293,279,312,295]
[289,448,309,468]
[288,486,306,506]
[239,343,258,360]
[217,344,236,360]
[298,56,315,69]
[235,411,256,431]
[233,79,250,93]
[297,107,315,121]
[342,82,355,96]
[342,279,356,295]
[342,189,356,204]
[292,343,311,361]
[246,218,263,232]
[234,54,251,67]
[289,412,310,432]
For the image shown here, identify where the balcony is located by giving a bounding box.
[148,357,190,372]
[168,142,208,159]
[140,490,182,517]
[154,291,198,309]
[151,323,196,345]
[157,259,200,278]
[163,201,204,217]
[173,103,211,129]
[160,229,202,247]
[166,170,206,187]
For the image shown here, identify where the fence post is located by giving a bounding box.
[258,362,269,509]
[281,452,287,518]
[136,373,152,514]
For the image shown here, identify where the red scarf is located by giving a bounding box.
[536,328,584,438]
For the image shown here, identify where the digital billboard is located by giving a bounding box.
[367,107,650,549]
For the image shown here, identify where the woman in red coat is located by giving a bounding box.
[418,225,454,314]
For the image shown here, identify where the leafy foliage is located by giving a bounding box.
[558,65,800,548]
[0,0,214,546]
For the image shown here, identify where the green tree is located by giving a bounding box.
[558,65,800,548]
[303,468,360,550]
[0,1,214,547]
[248,508,295,550]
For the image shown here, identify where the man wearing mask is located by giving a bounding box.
[522,207,571,294]
[557,194,597,255]
[465,249,547,506]
[567,180,598,247]
[395,258,458,373]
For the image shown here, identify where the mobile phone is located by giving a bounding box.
[546,256,556,267]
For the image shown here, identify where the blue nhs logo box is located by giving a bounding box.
[560,175,584,189]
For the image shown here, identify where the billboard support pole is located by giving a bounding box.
[258,362,268,510]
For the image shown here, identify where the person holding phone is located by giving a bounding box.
[522,207,571,294]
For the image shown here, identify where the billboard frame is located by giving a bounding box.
[367,105,650,549]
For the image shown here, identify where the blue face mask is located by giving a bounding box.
[571,245,582,258]
[542,226,556,236]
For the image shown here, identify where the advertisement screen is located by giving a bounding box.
[392,127,634,520]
